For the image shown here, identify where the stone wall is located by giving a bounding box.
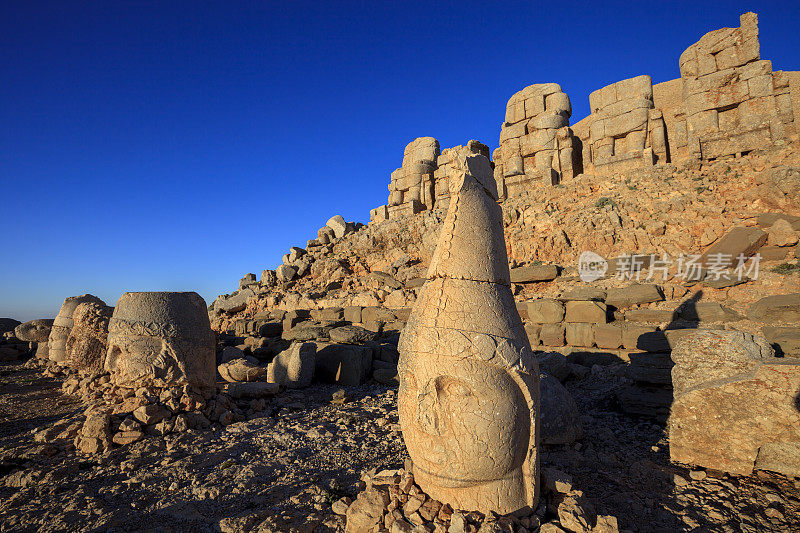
[372,138,491,222]
[583,75,668,175]
[676,12,792,162]
[371,12,799,220]
[494,83,579,197]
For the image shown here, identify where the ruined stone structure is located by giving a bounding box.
[385,137,440,220]
[397,153,540,513]
[433,140,490,209]
[105,292,216,396]
[369,12,799,218]
[584,75,668,175]
[494,83,579,196]
[676,12,792,162]
[48,294,105,364]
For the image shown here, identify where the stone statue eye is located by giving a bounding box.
[437,378,471,398]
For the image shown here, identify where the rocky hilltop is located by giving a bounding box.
[1,11,800,533]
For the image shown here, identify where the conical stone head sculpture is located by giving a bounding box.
[398,154,540,514]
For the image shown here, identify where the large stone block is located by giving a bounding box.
[700,226,767,266]
[594,323,622,350]
[669,330,800,477]
[565,301,607,324]
[267,342,316,388]
[527,299,565,323]
[565,323,594,348]
[314,343,372,386]
[748,294,800,322]
[605,284,663,308]
[540,372,582,445]
[762,326,800,357]
[540,323,566,347]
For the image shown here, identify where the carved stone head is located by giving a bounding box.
[104,292,216,395]
[48,294,105,364]
[398,155,539,514]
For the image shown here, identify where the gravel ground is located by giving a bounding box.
[0,359,798,532]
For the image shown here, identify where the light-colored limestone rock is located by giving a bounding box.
[398,153,539,514]
[495,84,578,197]
[15,319,54,359]
[669,330,800,477]
[218,358,265,382]
[267,342,316,388]
[586,75,666,175]
[66,302,113,373]
[326,215,348,239]
[104,292,216,395]
[48,294,105,364]
[678,12,788,162]
[387,137,440,219]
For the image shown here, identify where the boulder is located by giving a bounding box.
[762,326,800,357]
[239,273,257,290]
[767,219,798,247]
[700,226,767,266]
[680,301,741,322]
[14,319,53,342]
[267,342,316,388]
[328,325,379,345]
[15,319,54,360]
[214,289,254,314]
[0,318,21,334]
[345,488,389,533]
[260,269,277,287]
[669,330,800,477]
[540,372,582,445]
[326,215,348,239]
[757,212,800,230]
[276,264,298,282]
[538,352,569,382]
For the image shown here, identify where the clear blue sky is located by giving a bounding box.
[2,1,799,321]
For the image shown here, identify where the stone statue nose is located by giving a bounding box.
[417,381,441,436]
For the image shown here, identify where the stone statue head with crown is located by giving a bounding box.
[397,153,540,514]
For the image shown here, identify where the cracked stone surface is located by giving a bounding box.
[398,154,540,514]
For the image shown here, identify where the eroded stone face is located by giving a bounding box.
[398,154,539,514]
[48,294,105,364]
[399,354,529,483]
[66,302,113,373]
[105,292,215,395]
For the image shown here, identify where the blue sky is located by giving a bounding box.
[2,1,799,321]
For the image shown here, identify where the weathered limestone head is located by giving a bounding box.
[398,154,540,514]
[15,319,54,343]
[67,302,114,373]
[48,294,105,364]
[105,292,216,395]
[15,319,54,360]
